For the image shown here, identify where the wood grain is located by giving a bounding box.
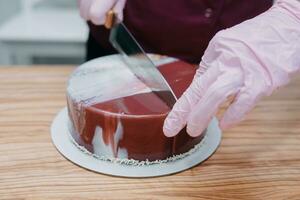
[0,66,299,200]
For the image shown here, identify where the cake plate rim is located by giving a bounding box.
[51,107,222,178]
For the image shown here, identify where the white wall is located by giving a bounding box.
[0,0,21,26]
[0,0,87,66]
[0,1,21,65]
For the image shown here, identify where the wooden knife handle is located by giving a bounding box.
[104,10,116,29]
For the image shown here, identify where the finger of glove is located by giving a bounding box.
[114,0,126,21]
[186,72,243,137]
[78,0,93,20]
[163,66,220,137]
[89,0,116,25]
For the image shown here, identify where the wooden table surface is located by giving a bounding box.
[0,66,299,200]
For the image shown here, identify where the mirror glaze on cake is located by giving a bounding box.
[67,55,205,161]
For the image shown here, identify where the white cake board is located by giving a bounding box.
[51,107,222,178]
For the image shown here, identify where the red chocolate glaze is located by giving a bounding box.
[67,60,205,161]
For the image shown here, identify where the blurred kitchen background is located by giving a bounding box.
[0,0,88,66]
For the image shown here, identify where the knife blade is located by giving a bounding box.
[108,22,177,108]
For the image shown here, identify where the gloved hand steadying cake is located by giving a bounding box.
[163,0,300,137]
[78,0,126,25]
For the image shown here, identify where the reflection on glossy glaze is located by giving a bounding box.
[67,57,205,161]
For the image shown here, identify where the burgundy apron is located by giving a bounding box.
[89,0,273,63]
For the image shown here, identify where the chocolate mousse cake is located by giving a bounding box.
[66,55,205,162]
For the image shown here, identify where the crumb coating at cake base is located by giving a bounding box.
[66,55,206,161]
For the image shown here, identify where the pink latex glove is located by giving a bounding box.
[164,0,300,137]
[78,0,126,25]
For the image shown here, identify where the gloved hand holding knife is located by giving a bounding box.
[78,0,126,26]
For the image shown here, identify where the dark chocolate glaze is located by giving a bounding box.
[67,60,205,161]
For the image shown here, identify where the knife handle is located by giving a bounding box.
[104,9,115,29]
